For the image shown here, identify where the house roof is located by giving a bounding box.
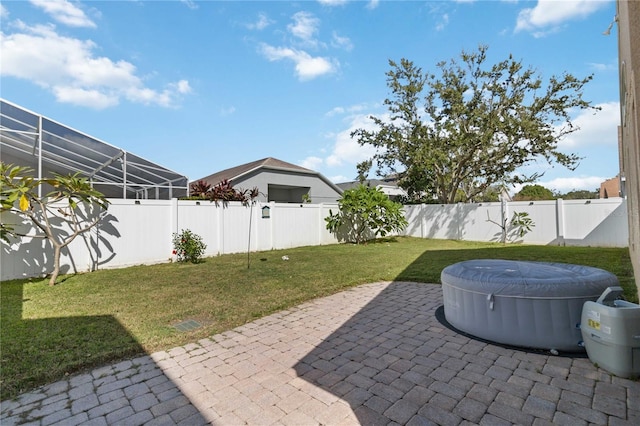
[0,98,188,199]
[195,157,312,184]
[194,157,343,194]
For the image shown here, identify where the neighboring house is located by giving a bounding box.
[599,175,621,198]
[193,157,343,203]
[337,178,407,202]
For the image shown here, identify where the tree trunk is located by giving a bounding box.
[49,243,62,286]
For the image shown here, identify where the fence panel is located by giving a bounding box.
[506,201,559,244]
[1,198,629,281]
[96,200,173,267]
[562,199,629,246]
[272,204,321,249]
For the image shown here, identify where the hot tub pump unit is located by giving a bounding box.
[581,287,640,379]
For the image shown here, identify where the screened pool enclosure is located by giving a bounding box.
[0,99,188,199]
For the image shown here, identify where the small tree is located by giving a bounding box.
[486,210,535,243]
[1,163,109,286]
[325,184,408,244]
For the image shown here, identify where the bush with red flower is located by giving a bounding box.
[171,229,206,263]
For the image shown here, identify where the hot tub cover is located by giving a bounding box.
[441,259,619,298]
[440,259,619,352]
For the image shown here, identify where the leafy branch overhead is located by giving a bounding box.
[353,45,598,204]
[1,162,109,286]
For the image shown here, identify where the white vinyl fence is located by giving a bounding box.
[1,197,628,281]
[403,198,629,247]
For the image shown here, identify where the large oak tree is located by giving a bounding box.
[353,45,598,204]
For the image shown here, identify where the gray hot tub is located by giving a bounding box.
[441,259,618,352]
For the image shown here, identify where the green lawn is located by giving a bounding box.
[1,237,636,400]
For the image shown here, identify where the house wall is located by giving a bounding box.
[1,198,629,281]
[618,0,640,300]
[599,176,621,198]
[233,169,342,203]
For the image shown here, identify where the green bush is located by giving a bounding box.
[325,184,408,244]
[172,229,207,263]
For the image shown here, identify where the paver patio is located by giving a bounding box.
[1,281,638,425]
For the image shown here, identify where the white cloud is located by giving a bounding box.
[331,31,353,51]
[329,174,350,183]
[0,22,191,109]
[326,113,381,167]
[539,175,606,192]
[219,106,236,116]
[325,103,370,117]
[588,61,616,72]
[436,13,450,31]
[1,4,8,19]
[558,102,619,149]
[247,13,273,31]
[299,156,324,171]
[259,43,337,80]
[366,1,380,10]
[53,86,117,109]
[180,0,198,10]
[515,0,610,35]
[170,79,192,94]
[318,0,349,6]
[325,106,346,117]
[288,11,319,43]
[30,0,96,28]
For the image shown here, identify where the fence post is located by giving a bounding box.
[318,203,323,245]
[501,199,509,243]
[170,198,179,244]
[421,204,427,239]
[556,198,566,246]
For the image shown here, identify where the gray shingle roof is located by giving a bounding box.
[193,157,315,185]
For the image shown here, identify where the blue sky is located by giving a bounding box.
[1,0,620,194]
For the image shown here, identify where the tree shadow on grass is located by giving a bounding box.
[0,280,146,400]
[0,281,208,425]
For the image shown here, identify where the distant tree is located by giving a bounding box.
[1,163,109,286]
[557,189,599,200]
[474,185,502,202]
[352,45,598,204]
[325,184,408,244]
[513,184,555,201]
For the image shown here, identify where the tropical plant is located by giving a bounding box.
[1,162,109,285]
[487,210,535,243]
[187,179,260,206]
[353,45,598,204]
[172,229,207,263]
[325,184,408,244]
[189,180,212,198]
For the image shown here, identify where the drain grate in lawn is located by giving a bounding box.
[172,319,202,332]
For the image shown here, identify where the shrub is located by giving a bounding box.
[172,229,207,263]
[325,184,408,244]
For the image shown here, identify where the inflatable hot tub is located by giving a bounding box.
[441,259,618,352]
